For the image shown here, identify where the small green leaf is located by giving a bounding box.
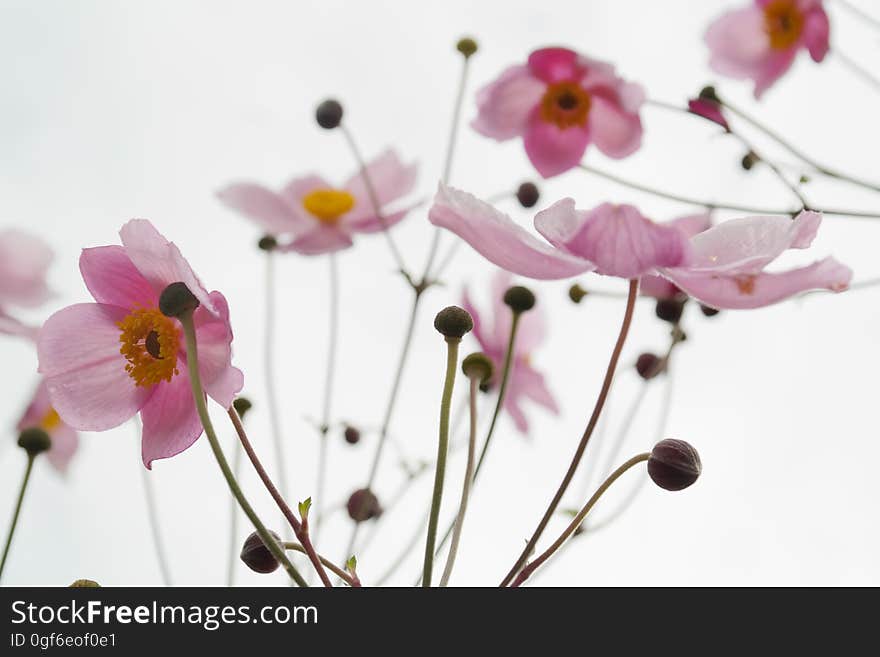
[298,497,312,519]
[346,555,357,573]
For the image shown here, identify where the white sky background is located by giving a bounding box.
[1,0,879,587]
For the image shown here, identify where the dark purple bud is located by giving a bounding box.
[700,304,720,317]
[343,425,361,445]
[434,305,474,339]
[347,489,382,523]
[515,182,540,208]
[648,439,702,491]
[315,99,343,130]
[503,286,536,314]
[655,297,686,324]
[159,282,199,318]
[240,530,283,574]
[635,353,664,380]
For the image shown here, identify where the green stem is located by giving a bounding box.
[0,455,35,582]
[281,542,358,587]
[422,337,461,586]
[439,375,480,587]
[510,453,650,587]
[179,312,307,587]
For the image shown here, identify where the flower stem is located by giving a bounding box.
[0,454,35,582]
[282,542,359,587]
[178,313,307,587]
[422,336,461,587]
[227,407,333,587]
[137,428,173,586]
[439,375,480,587]
[832,47,880,94]
[510,452,650,587]
[499,278,639,587]
[314,253,340,539]
[226,435,243,585]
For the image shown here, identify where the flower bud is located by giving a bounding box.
[233,397,253,419]
[462,352,494,384]
[503,286,536,314]
[240,530,283,574]
[69,579,100,588]
[655,297,686,324]
[343,425,361,445]
[700,304,720,317]
[648,439,701,491]
[17,427,51,457]
[479,381,492,393]
[635,353,663,380]
[741,151,760,171]
[315,99,343,129]
[515,182,540,208]
[698,85,720,103]
[258,235,277,251]
[456,37,478,58]
[434,306,474,339]
[568,284,588,304]
[346,488,382,523]
[159,282,200,318]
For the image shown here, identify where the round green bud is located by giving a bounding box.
[434,305,474,339]
[233,397,253,419]
[462,352,494,384]
[698,85,719,103]
[456,37,478,58]
[503,286,536,314]
[258,235,277,251]
[69,579,101,588]
[159,282,200,318]
[568,284,588,304]
[17,427,51,457]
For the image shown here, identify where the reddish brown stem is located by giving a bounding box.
[227,408,333,587]
[499,278,639,586]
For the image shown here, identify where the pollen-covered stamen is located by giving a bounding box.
[763,0,804,50]
[302,188,356,224]
[39,408,61,432]
[117,307,181,387]
[540,81,591,129]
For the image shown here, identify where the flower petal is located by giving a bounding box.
[216,183,306,235]
[139,367,203,469]
[588,95,643,159]
[536,201,690,278]
[687,211,820,274]
[80,245,156,308]
[45,425,79,474]
[280,226,354,256]
[706,6,773,79]
[688,98,730,131]
[343,205,416,234]
[523,113,591,178]
[119,219,215,315]
[0,229,53,308]
[38,303,150,430]
[661,257,852,309]
[428,184,594,280]
[471,65,546,140]
[191,291,243,409]
[802,5,830,62]
[0,309,38,340]
[527,48,584,83]
[344,149,418,215]
[515,363,560,414]
[461,288,491,351]
[280,174,334,207]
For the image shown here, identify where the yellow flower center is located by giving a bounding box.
[763,0,804,50]
[117,307,181,387]
[40,408,62,431]
[302,189,356,224]
[540,81,592,129]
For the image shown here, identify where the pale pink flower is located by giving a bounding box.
[462,270,558,433]
[216,149,417,255]
[17,380,79,474]
[0,229,54,340]
[472,47,644,178]
[428,185,851,308]
[37,220,244,469]
[706,0,830,98]
[640,213,713,300]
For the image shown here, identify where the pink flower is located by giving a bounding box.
[687,98,730,131]
[706,0,830,98]
[462,270,558,433]
[216,149,418,255]
[659,211,852,309]
[472,47,645,178]
[428,185,851,308]
[17,380,79,474]
[0,229,54,340]
[640,213,713,300]
[428,183,691,281]
[37,220,244,469]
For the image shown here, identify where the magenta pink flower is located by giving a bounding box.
[17,380,79,474]
[0,229,54,340]
[640,213,713,300]
[706,0,830,98]
[472,47,644,178]
[428,183,690,281]
[216,149,417,255]
[428,185,851,308]
[462,270,558,433]
[37,220,244,469]
[687,98,730,131]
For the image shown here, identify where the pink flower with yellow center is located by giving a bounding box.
[17,380,79,474]
[428,184,852,309]
[462,271,558,434]
[472,47,645,178]
[216,149,418,255]
[36,220,243,469]
[0,229,54,340]
[706,0,830,98]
